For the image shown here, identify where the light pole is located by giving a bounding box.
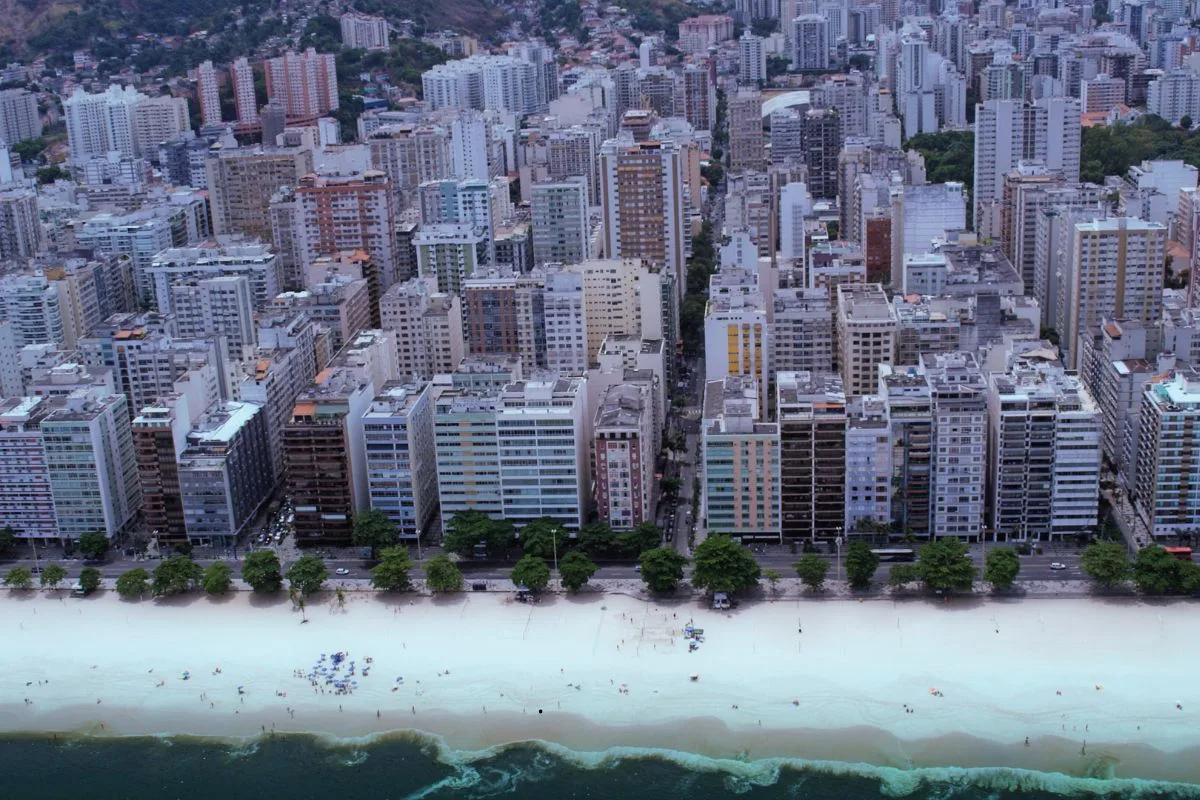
[835,529,843,585]
[552,528,559,573]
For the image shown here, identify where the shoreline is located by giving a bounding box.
[4,591,1200,786]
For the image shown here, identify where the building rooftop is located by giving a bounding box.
[595,383,649,429]
[189,401,260,445]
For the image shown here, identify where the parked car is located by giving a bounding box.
[335,568,351,576]
[1049,562,1067,571]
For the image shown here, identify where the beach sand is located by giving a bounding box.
[2,590,1198,783]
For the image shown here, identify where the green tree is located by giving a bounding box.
[1080,541,1131,588]
[442,510,514,557]
[691,535,761,595]
[201,562,234,595]
[983,548,1021,590]
[1130,545,1200,594]
[77,529,110,561]
[424,555,463,593]
[286,554,328,597]
[241,550,283,594]
[152,555,202,596]
[352,508,399,559]
[116,568,150,599]
[0,525,15,554]
[793,553,829,592]
[639,547,688,594]
[36,165,69,184]
[3,565,33,590]
[578,522,617,558]
[10,137,45,161]
[844,541,880,589]
[518,518,567,560]
[78,566,102,595]
[370,546,414,591]
[511,554,551,592]
[660,477,682,498]
[888,564,921,588]
[617,521,661,557]
[40,562,67,590]
[916,538,977,592]
[558,551,598,592]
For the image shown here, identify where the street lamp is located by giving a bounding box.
[835,529,844,585]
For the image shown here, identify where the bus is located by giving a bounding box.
[870,547,916,562]
[1164,546,1193,561]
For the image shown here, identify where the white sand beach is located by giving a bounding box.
[2,590,1199,783]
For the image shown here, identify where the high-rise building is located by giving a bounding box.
[681,64,717,131]
[593,382,655,530]
[422,55,541,115]
[0,274,63,347]
[414,223,487,295]
[728,89,764,172]
[0,88,42,145]
[450,113,491,182]
[291,171,399,289]
[531,180,590,267]
[792,15,830,72]
[264,48,339,121]
[542,266,588,376]
[705,276,770,413]
[778,371,846,542]
[130,95,191,161]
[772,288,833,374]
[738,31,767,83]
[340,13,390,50]
[0,397,57,540]
[973,97,1082,239]
[802,108,841,200]
[419,178,495,267]
[43,390,141,541]
[702,375,781,539]
[599,138,687,298]
[988,358,1102,541]
[462,272,546,367]
[148,242,281,313]
[922,352,987,539]
[378,277,465,381]
[547,125,603,206]
[362,382,439,541]
[1133,371,1200,539]
[178,401,272,545]
[197,60,222,125]
[844,396,891,534]
[368,124,452,204]
[1056,217,1167,368]
[63,85,145,163]
[206,146,315,241]
[837,283,897,398]
[132,393,196,546]
[0,187,44,262]
[231,57,259,126]
[434,377,504,521]
[271,274,372,352]
[497,377,589,529]
[170,276,257,358]
[578,258,666,360]
[678,14,734,53]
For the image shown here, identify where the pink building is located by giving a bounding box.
[593,383,655,530]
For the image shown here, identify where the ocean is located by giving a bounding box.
[1,733,1197,800]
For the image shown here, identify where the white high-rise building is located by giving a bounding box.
[197,60,222,125]
[988,359,1102,541]
[0,274,64,347]
[378,277,465,380]
[1134,372,1200,538]
[923,352,987,540]
[63,85,145,163]
[792,15,830,72]
[422,56,541,115]
[231,57,259,125]
[420,178,495,267]
[542,267,588,376]
[0,186,43,261]
[738,31,768,83]
[497,377,588,529]
[451,113,490,182]
[973,97,1081,239]
[340,13,390,50]
[170,275,257,358]
[43,390,141,540]
[362,382,439,541]
[531,180,591,267]
[148,242,281,312]
[778,182,812,265]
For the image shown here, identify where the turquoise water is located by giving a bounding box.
[1,733,1197,799]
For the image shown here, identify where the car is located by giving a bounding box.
[1049,562,1067,571]
[335,568,350,576]
[634,564,642,572]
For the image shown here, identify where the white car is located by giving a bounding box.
[1049,562,1067,571]
[335,568,351,576]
